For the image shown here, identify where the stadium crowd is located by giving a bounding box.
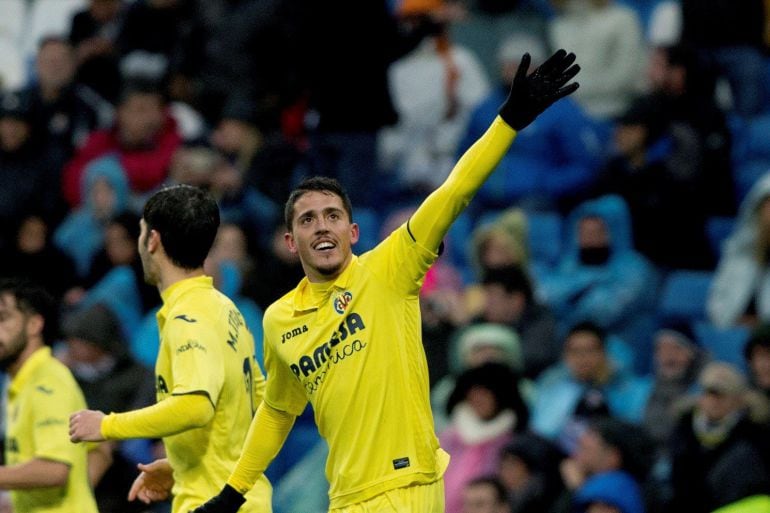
[2,0,770,512]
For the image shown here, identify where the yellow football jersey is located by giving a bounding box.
[155,276,271,513]
[5,347,98,513]
[262,226,450,509]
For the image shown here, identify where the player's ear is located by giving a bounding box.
[26,312,44,339]
[350,223,359,245]
[284,231,298,254]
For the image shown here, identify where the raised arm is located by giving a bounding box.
[410,49,580,251]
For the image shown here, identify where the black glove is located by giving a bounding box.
[189,484,245,513]
[498,49,580,131]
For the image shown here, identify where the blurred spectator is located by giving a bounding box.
[592,95,712,270]
[212,93,298,209]
[530,322,652,450]
[458,32,604,212]
[59,303,156,513]
[432,323,525,431]
[744,324,770,399]
[642,321,706,456]
[646,44,734,217]
[477,265,559,379]
[441,362,529,513]
[117,0,205,84]
[462,476,512,513]
[293,0,439,207]
[69,0,125,102]
[498,433,565,513]
[560,418,653,513]
[379,0,490,197]
[708,172,770,328]
[538,195,657,356]
[547,0,645,120]
[0,215,78,300]
[0,90,65,250]
[681,0,767,117]
[669,362,770,513]
[244,221,304,311]
[23,36,113,165]
[62,79,182,206]
[470,208,529,273]
[54,155,129,278]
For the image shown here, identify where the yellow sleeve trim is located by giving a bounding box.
[101,393,214,440]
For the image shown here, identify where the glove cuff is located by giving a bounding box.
[219,484,246,511]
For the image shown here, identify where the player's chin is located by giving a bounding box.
[315,260,344,278]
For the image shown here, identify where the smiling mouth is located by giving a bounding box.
[313,241,336,252]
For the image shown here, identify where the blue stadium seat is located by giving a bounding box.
[734,160,770,204]
[658,270,714,323]
[353,208,380,253]
[694,321,750,371]
[705,216,737,259]
[446,211,474,283]
[527,211,563,270]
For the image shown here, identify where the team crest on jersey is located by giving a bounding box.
[333,291,353,314]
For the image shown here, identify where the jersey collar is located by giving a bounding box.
[8,346,51,399]
[292,255,357,312]
[158,275,213,323]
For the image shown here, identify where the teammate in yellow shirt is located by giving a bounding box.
[0,279,99,513]
[191,49,580,513]
[68,185,272,512]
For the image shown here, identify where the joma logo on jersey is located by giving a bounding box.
[333,291,353,314]
[290,312,366,378]
[282,324,308,343]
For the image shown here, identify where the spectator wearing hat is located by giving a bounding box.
[59,303,156,513]
[498,432,565,513]
[559,418,653,513]
[432,322,526,432]
[591,94,712,270]
[0,90,66,250]
[642,320,707,455]
[745,324,770,399]
[669,362,770,513]
[457,32,604,213]
[440,362,529,513]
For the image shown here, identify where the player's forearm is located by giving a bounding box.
[410,116,517,250]
[101,394,214,440]
[226,402,295,494]
[0,459,69,489]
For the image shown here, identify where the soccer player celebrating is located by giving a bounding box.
[194,49,580,513]
[0,279,100,513]
[68,185,272,512]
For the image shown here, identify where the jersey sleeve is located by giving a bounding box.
[165,316,225,406]
[30,376,83,465]
[262,325,307,416]
[362,224,439,297]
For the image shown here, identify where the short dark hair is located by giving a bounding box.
[0,278,58,344]
[482,264,534,302]
[566,320,606,349]
[143,185,220,269]
[465,476,508,503]
[284,176,353,230]
[745,323,770,362]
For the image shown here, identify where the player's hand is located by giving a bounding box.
[69,409,106,442]
[189,484,246,513]
[128,458,174,504]
[498,49,580,130]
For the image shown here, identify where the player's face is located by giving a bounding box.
[285,191,359,283]
[0,293,31,371]
[138,219,159,286]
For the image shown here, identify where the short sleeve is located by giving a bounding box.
[166,319,225,405]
